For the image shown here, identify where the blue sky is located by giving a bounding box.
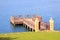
[0,0,60,15]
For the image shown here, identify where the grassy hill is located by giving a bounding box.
[0,32,60,40]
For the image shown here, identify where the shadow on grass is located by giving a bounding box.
[0,37,17,40]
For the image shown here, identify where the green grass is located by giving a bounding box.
[0,32,60,40]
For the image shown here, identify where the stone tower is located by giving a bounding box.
[35,18,39,32]
[49,17,54,31]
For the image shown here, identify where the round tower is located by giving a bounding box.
[49,17,54,31]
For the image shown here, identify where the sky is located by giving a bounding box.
[0,0,60,15]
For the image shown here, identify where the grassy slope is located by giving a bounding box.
[0,32,60,40]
